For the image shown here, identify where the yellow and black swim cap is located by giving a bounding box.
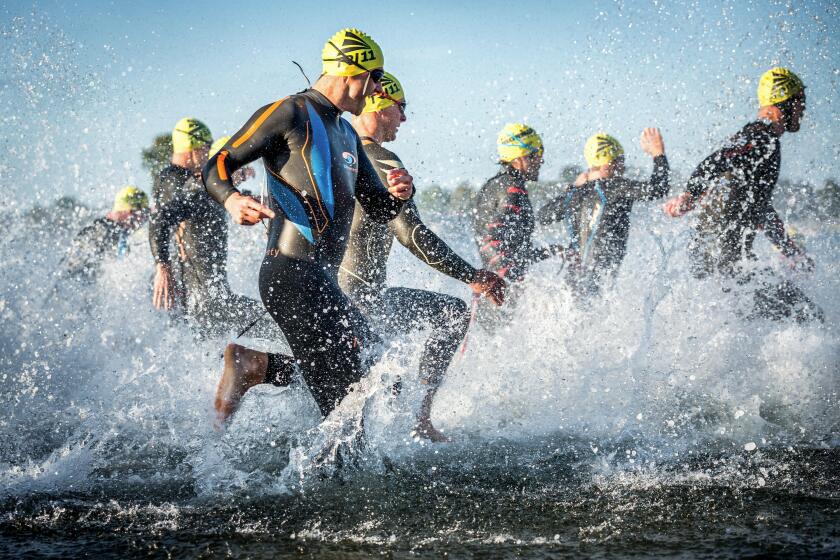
[363,72,405,113]
[497,123,543,163]
[172,117,212,154]
[322,28,384,77]
[757,67,804,107]
[112,186,149,212]
[209,135,231,159]
[584,133,624,168]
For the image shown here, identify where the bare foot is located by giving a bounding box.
[213,343,267,428]
[412,418,451,443]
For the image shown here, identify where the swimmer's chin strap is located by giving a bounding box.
[292,61,312,87]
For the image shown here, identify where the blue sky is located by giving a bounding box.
[1,0,838,207]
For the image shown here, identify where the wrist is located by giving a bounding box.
[222,189,243,208]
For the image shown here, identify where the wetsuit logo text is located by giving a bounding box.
[342,151,358,173]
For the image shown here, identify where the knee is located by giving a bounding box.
[438,297,470,334]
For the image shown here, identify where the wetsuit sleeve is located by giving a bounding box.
[761,206,799,257]
[685,130,771,199]
[536,186,572,224]
[203,98,296,205]
[63,224,102,277]
[353,137,408,223]
[390,200,479,283]
[148,191,201,264]
[527,245,567,263]
[481,180,531,279]
[627,155,670,200]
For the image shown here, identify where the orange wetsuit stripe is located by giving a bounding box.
[217,150,229,181]
[232,97,288,149]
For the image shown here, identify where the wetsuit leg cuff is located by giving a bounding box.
[265,352,296,386]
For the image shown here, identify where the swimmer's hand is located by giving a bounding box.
[386,168,413,200]
[663,191,695,218]
[470,269,506,306]
[785,252,815,273]
[640,127,665,157]
[781,242,815,273]
[153,262,175,310]
[224,191,275,225]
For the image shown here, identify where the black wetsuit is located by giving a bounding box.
[684,120,822,322]
[538,156,670,295]
[338,140,477,386]
[203,89,407,416]
[149,165,276,338]
[472,166,561,325]
[63,217,134,281]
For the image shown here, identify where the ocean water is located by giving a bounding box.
[0,201,837,558]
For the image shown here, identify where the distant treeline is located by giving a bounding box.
[23,135,840,227]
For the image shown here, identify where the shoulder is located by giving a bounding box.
[158,164,190,182]
[243,96,300,133]
[260,95,298,115]
[481,171,507,190]
[723,121,774,153]
[74,218,110,241]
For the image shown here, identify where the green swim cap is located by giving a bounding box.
[172,117,212,154]
[112,186,149,212]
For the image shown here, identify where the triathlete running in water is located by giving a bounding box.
[149,118,213,316]
[339,71,506,441]
[62,186,149,281]
[663,67,822,323]
[203,29,413,423]
[149,123,279,338]
[472,124,564,326]
[538,129,670,297]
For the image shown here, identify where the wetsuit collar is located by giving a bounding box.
[501,164,527,182]
[753,119,781,137]
[305,88,342,119]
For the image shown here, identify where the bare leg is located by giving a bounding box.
[214,343,268,427]
[413,382,450,443]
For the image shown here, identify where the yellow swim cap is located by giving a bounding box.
[112,186,149,212]
[322,28,384,77]
[757,67,805,107]
[172,117,212,154]
[497,123,543,163]
[209,135,231,158]
[363,72,405,113]
[584,133,624,168]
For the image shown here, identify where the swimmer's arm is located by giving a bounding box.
[535,186,571,225]
[390,200,478,283]
[632,155,671,201]
[148,192,199,264]
[495,182,530,250]
[684,128,767,200]
[203,98,294,206]
[479,185,528,279]
[527,244,568,263]
[666,147,737,217]
[354,141,410,223]
[761,206,798,257]
[62,225,98,276]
